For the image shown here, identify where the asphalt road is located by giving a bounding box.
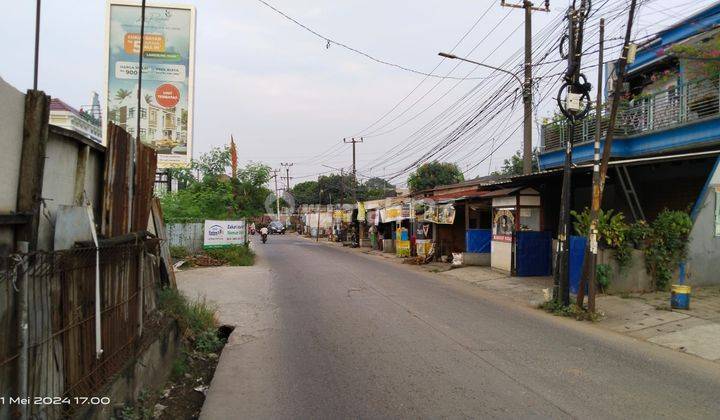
[191,234,720,419]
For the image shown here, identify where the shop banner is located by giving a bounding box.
[203,220,246,248]
[105,2,196,168]
[422,204,456,224]
[381,205,408,223]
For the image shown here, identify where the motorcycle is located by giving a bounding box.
[261,233,268,244]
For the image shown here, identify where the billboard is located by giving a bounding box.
[203,220,246,248]
[104,2,195,168]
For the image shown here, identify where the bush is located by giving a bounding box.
[170,245,189,260]
[644,210,693,290]
[596,263,612,292]
[159,287,223,353]
[204,244,255,266]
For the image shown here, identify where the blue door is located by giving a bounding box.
[515,231,552,276]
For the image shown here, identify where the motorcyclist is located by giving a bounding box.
[260,226,269,243]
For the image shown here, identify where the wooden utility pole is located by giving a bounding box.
[343,137,363,201]
[577,1,638,311]
[501,0,550,174]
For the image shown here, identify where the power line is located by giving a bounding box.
[254,0,493,80]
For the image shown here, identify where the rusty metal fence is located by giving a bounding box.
[0,240,162,418]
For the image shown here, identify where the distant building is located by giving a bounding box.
[49,97,102,143]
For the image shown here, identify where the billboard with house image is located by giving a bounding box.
[104,2,195,168]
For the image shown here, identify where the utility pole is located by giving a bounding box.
[343,137,363,201]
[33,0,41,90]
[577,1,638,312]
[501,0,550,175]
[553,0,592,306]
[271,169,281,220]
[281,162,293,191]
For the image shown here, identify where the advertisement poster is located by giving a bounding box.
[422,204,456,224]
[203,220,246,248]
[105,2,195,168]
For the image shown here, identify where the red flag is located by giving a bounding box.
[230,135,238,178]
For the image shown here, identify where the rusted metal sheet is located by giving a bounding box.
[101,123,158,237]
[101,123,132,238]
[132,139,158,232]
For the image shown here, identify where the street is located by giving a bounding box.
[178,235,720,419]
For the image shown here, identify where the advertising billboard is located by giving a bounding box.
[104,2,195,168]
[203,220,247,248]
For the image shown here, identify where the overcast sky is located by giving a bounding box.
[2,0,717,187]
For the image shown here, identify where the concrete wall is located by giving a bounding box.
[0,78,25,252]
[688,158,720,286]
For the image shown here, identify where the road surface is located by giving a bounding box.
[181,234,720,419]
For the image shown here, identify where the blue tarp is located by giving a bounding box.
[466,229,491,253]
[515,231,552,277]
[569,236,588,295]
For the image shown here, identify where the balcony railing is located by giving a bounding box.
[540,77,720,152]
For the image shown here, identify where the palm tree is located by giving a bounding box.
[115,88,132,101]
[145,93,153,104]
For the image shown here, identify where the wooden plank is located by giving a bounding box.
[15,90,50,251]
[74,145,90,206]
[151,198,176,288]
[0,213,31,225]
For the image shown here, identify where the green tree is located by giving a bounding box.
[317,173,355,204]
[291,181,320,205]
[359,177,396,200]
[407,161,464,193]
[160,147,272,221]
[115,88,132,101]
[491,149,539,176]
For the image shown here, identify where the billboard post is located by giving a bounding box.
[104,1,196,168]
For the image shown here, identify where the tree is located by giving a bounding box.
[407,161,464,193]
[115,88,132,101]
[317,173,355,204]
[291,181,319,205]
[359,177,396,200]
[160,147,272,221]
[491,149,539,176]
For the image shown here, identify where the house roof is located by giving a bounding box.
[50,98,82,116]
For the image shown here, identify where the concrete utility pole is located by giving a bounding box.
[501,0,550,175]
[343,137,363,201]
[281,162,293,191]
[271,169,281,220]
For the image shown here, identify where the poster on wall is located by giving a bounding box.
[105,2,196,168]
[493,209,515,243]
[203,220,246,248]
[422,204,456,224]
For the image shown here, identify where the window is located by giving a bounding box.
[140,128,146,136]
[140,107,147,119]
[128,108,135,118]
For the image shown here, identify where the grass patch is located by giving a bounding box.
[159,287,224,353]
[204,244,255,266]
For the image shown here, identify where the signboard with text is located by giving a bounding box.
[105,2,196,168]
[203,220,246,248]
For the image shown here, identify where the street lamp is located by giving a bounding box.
[438,52,532,175]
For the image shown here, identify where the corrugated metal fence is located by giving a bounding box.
[166,222,204,254]
[0,240,163,418]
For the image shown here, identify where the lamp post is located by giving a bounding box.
[438,52,531,173]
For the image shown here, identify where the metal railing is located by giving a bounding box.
[541,76,720,152]
[0,241,162,419]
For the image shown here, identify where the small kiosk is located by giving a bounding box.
[490,188,551,276]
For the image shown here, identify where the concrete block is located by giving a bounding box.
[462,252,490,266]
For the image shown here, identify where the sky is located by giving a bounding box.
[2,0,717,187]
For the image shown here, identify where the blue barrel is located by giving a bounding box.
[670,285,691,310]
